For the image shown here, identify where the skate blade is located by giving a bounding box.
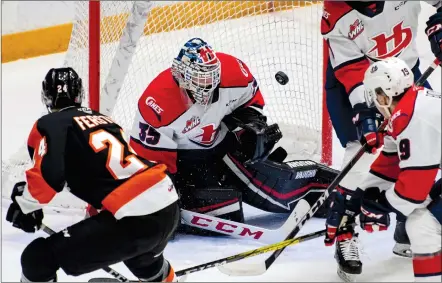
[392,243,412,258]
[337,269,357,282]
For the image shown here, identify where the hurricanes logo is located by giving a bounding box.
[145,96,163,115]
[367,21,412,61]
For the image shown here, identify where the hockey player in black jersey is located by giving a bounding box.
[6,67,180,282]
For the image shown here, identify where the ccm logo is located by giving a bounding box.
[182,260,227,274]
[190,215,264,239]
[361,207,383,219]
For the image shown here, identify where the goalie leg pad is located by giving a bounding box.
[21,237,59,282]
[223,153,338,217]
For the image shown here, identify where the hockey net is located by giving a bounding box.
[2,1,331,210]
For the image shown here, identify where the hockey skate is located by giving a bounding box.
[392,221,412,258]
[334,220,362,282]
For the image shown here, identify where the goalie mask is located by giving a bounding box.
[363,57,414,118]
[172,38,221,109]
[42,67,84,112]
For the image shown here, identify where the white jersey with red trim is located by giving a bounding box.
[129,52,265,174]
[321,1,441,107]
[359,87,441,216]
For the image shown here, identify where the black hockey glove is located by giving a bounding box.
[359,187,391,233]
[324,188,363,246]
[6,181,43,233]
[236,119,282,164]
[352,103,384,153]
[224,108,282,164]
[426,9,442,62]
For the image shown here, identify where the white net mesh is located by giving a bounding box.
[2,1,328,210]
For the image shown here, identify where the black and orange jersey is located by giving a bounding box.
[16,107,178,219]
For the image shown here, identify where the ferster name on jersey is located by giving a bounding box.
[74,115,115,130]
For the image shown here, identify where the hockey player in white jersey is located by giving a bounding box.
[355,57,441,282]
[321,0,442,276]
[126,38,339,235]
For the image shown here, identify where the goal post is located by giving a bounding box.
[2,0,333,210]
[322,40,332,165]
[89,0,100,112]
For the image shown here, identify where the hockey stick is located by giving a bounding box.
[86,228,324,282]
[83,199,307,282]
[218,149,363,276]
[218,57,441,277]
[180,199,310,244]
[175,228,325,277]
[41,224,131,282]
[415,58,441,86]
[39,193,309,282]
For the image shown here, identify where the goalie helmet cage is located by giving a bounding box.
[2,0,332,210]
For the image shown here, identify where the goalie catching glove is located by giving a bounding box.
[6,181,43,233]
[223,107,282,164]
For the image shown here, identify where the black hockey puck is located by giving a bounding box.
[275,71,289,85]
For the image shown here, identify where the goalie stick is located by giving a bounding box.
[218,57,441,277]
[81,201,309,246]
[180,199,309,244]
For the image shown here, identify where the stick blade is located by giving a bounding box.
[218,261,267,276]
[218,200,311,277]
